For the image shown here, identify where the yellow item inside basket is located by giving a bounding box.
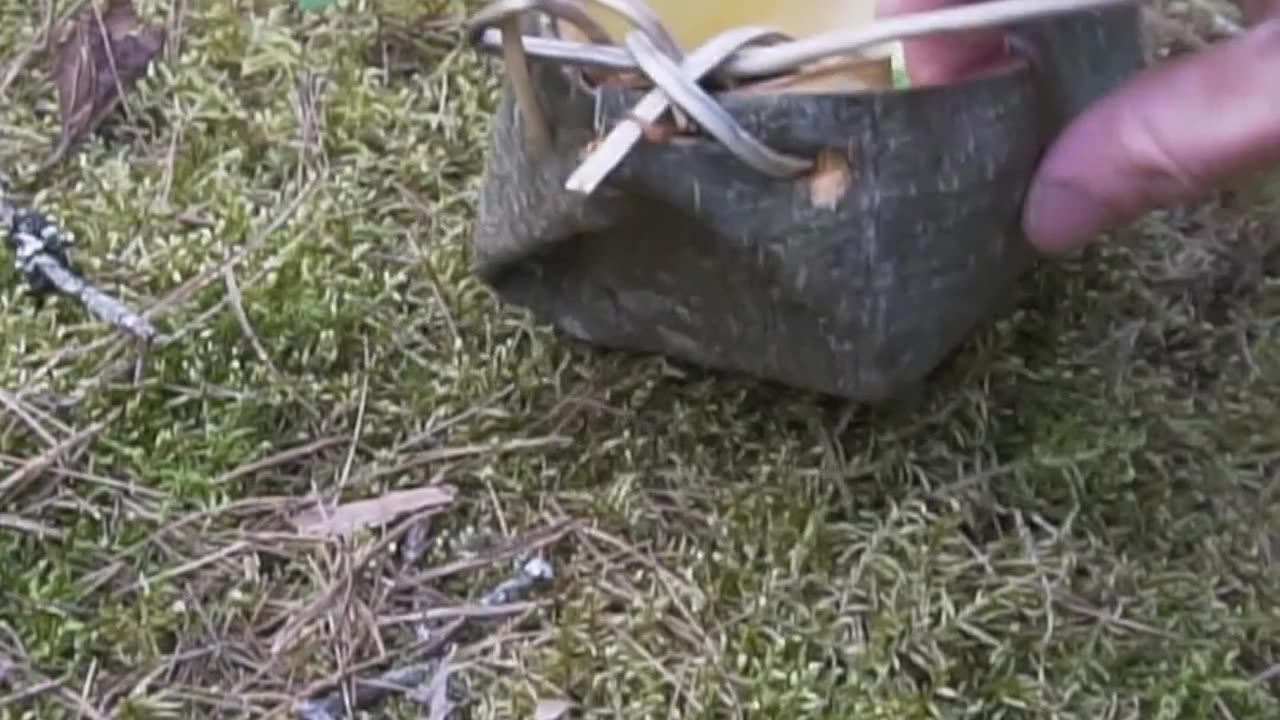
[573,0,896,92]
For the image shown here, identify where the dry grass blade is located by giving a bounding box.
[0,513,67,540]
[0,416,110,503]
[0,664,109,720]
[123,540,251,594]
[291,484,458,538]
[212,435,348,486]
[356,435,572,484]
[0,388,61,447]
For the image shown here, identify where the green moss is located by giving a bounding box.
[0,1,1277,718]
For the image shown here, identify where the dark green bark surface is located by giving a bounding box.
[472,7,1144,400]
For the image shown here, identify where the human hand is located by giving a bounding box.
[878,0,1280,255]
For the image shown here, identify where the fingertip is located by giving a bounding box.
[1022,178,1115,255]
[1023,19,1280,254]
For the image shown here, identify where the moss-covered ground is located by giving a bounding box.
[0,1,1277,718]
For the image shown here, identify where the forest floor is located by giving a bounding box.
[1,1,1277,718]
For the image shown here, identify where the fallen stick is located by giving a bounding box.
[293,556,556,719]
[2,185,157,342]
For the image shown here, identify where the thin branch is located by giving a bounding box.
[295,557,556,720]
[0,416,111,503]
[3,189,157,342]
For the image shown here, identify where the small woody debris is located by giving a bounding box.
[807,148,854,210]
[294,554,556,720]
[3,196,156,342]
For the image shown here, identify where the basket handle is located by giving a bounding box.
[466,0,1139,195]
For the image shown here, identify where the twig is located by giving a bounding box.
[0,664,109,720]
[294,662,443,720]
[2,191,157,342]
[376,600,543,628]
[294,557,556,720]
[212,435,349,486]
[391,384,517,454]
[122,541,252,595]
[0,416,110,503]
[399,518,577,587]
[0,513,68,540]
[334,347,371,498]
[1251,662,1280,687]
[145,171,322,329]
[0,388,60,447]
[221,265,278,374]
[479,556,555,606]
[397,509,444,644]
[356,435,572,485]
[0,452,163,500]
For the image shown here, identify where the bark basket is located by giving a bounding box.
[468,3,1144,401]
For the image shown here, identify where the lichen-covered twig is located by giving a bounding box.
[1,187,157,342]
[479,556,555,606]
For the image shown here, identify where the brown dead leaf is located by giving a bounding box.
[50,0,166,153]
[291,484,457,537]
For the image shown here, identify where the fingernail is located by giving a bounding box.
[1023,179,1110,255]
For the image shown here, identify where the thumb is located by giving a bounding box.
[1023,19,1280,255]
